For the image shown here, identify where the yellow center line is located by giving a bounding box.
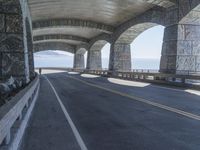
[66,75,200,121]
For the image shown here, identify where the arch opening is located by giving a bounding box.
[114,23,165,72]
[34,50,74,68]
[131,25,165,71]
[88,40,110,70]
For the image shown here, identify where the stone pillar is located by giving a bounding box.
[0,1,29,83]
[87,50,102,70]
[160,24,200,75]
[109,43,131,72]
[74,53,85,69]
[26,18,35,79]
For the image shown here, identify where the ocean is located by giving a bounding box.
[34,51,160,70]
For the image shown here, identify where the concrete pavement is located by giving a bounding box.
[21,71,200,150]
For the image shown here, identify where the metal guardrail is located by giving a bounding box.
[85,70,200,89]
[0,75,40,150]
[35,67,200,89]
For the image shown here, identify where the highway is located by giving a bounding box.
[20,70,200,150]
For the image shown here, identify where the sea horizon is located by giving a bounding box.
[34,51,161,70]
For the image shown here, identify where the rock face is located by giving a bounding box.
[0,76,23,106]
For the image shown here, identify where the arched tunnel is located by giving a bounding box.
[1,1,200,150]
[1,0,200,82]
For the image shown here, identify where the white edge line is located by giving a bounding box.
[43,75,88,150]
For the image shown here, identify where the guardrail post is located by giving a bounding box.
[17,112,22,120]
[181,78,185,84]
[25,101,29,108]
[172,77,176,82]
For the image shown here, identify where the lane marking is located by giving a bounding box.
[43,75,88,150]
[66,75,200,121]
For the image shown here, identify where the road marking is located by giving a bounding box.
[66,75,200,121]
[43,75,88,150]
[151,84,185,92]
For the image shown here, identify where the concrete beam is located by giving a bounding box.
[33,42,75,53]
[32,19,114,34]
[33,34,89,44]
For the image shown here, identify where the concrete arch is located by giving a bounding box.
[76,48,87,55]
[110,19,164,72]
[32,19,114,34]
[178,1,200,25]
[88,33,111,49]
[33,42,75,54]
[33,34,89,45]
[90,40,108,52]
[112,7,166,44]
[115,22,160,44]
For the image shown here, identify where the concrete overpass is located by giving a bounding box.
[1,0,200,82]
[1,0,200,150]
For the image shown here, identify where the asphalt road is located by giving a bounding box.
[21,71,200,150]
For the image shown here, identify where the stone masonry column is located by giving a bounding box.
[0,1,30,83]
[87,50,102,70]
[74,53,85,69]
[109,43,131,72]
[160,2,200,75]
[160,24,200,74]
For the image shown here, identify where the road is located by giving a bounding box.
[21,70,200,150]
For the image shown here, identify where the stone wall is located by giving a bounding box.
[160,1,200,74]
[0,0,25,81]
[0,0,34,83]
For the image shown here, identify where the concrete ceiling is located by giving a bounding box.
[28,0,175,48]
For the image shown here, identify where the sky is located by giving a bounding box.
[34,25,165,69]
[101,25,164,59]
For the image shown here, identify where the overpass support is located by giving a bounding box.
[160,1,200,75]
[109,43,131,72]
[87,50,102,70]
[160,24,200,74]
[73,53,85,69]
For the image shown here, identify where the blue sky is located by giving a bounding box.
[34,25,165,69]
[101,25,164,59]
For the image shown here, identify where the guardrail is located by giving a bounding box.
[0,75,40,150]
[35,67,200,89]
[85,70,200,89]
